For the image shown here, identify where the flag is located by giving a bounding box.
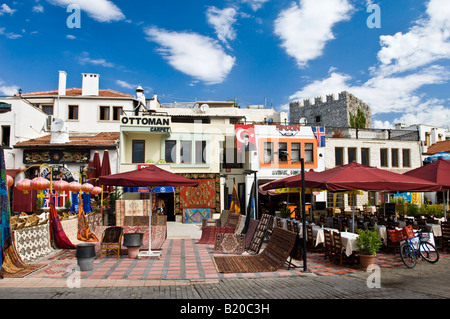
[312,126,325,147]
[242,180,256,234]
[229,184,240,214]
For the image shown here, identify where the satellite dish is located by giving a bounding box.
[268,118,273,124]
[299,118,308,125]
[51,118,65,132]
[192,104,199,112]
[200,104,209,112]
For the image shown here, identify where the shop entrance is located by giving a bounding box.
[154,192,175,222]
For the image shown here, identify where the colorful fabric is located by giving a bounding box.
[229,184,240,214]
[244,219,259,249]
[1,237,45,278]
[312,126,326,147]
[49,204,76,249]
[214,233,245,254]
[115,200,150,226]
[77,194,98,242]
[196,226,235,245]
[179,179,216,209]
[184,208,211,224]
[0,148,11,275]
[13,223,59,263]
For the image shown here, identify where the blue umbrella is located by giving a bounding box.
[424,151,450,163]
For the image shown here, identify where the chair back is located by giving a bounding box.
[333,231,343,251]
[441,224,450,240]
[324,229,333,250]
[276,217,282,228]
[293,221,299,234]
[306,225,314,243]
[286,220,293,232]
[102,226,123,243]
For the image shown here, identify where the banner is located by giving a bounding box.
[235,124,256,152]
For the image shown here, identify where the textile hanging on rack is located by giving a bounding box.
[77,194,98,242]
[49,203,76,249]
[0,148,11,277]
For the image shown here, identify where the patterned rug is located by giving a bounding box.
[223,214,240,229]
[30,261,75,278]
[213,233,246,254]
[213,227,297,273]
[196,226,235,244]
[247,214,273,254]
[184,208,211,224]
[244,219,259,249]
[1,241,46,278]
[13,224,60,263]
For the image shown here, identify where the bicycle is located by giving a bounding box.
[400,229,439,268]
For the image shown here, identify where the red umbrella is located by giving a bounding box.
[100,150,112,193]
[403,159,450,191]
[287,161,441,192]
[92,151,101,186]
[260,169,321,192]
[99,165,198,257]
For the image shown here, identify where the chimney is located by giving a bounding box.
[81,73,100,96]
[58,71,67,95]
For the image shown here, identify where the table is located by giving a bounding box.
[340,231,359,257]
[424,223,442,237]
[314,226,339,246]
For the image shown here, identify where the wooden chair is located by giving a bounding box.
[332,231,347,266]
[440,224,450,252]
[323,229,335,261]
[286,220,293,232]
[275,217,282,228]
[100,226,123,259]
[306,225,323,253]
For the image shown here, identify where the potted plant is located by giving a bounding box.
[356,228,383,270]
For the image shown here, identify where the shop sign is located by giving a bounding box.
[276,124,302,136]
[121,115,171,133]
[23,149,89,164]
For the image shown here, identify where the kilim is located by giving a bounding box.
[234,214,246,234]
[77,194,98,242]
[222,214,240,230]
[213,233,245,254]
[196,226,235,244]
[244,219,259,249]
[247,214,273,254]
[1,238,45,278]
[213,227,297,273]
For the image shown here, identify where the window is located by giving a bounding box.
[68,105,78,120]
[180,141,192,163]
[304,143,314,163]
[278,142,288,163]
[348,148,356,163]
[315,116,321,123]
[391,149,399,167]
[195,140,206,164]
[335,147,343,166]
[42,105,53,115]
[165,140,176,163]
[113,106,123,121]
[327,192,343,208]
[264,142,274,164]
[361,148,370,166]
[1,125,10,147]
[132,140,145,163]
[291,143,300,163]
[380,149,388,167]
[402,149,411,167]
[99,106,110,120]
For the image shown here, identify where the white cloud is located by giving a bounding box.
[116,80,138,90]
[66,34,76,39]
[206,6,238,49]
[0,80,19,96]
[274,0,353,68]
[0,3,16,15]
[288,0,450,128]
[144,27,236,84]
[241,0,270,11]
[46,0,125,22]
[32,4,44,13]
[0,27,22,39]
[77,52,114,67]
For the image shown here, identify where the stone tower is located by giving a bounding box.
[289,91,372,128]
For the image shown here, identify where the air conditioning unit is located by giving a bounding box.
[46,115,54,131]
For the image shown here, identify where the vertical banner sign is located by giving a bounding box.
[234,124,256,152]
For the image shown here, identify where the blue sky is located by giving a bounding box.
[0,0,449,129]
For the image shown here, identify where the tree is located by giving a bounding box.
[349,108,367,128]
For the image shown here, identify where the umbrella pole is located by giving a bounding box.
[138,187,161,258]
[352,191,355,233]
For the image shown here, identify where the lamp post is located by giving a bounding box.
[243,169,258,219]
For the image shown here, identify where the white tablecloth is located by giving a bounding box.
[340,232,359,257]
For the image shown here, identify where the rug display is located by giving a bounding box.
[77,200,98,242]
[213,227,297,273]
[60,218,84,245]
[247,214,273,254]
[124,216,149,226]
[86,212,102,232]
[184,208,211,224]
[196,226,235,244]
[244,219,259,249]
[213,233,245,254]
[223,214,240,230]
[49,204,76,249]
[115,200,150,226]
[1,238,46,278]
[13,223,60,263]
[234,215,246,234]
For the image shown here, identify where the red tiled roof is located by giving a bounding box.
[424,140,450,155]
[17,88,134,98]
[14,132,120,148]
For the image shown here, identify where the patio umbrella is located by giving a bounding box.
[92,151,102,186]
[259,169,321,191]
[404,159,450,220]
[424,152,450,163]
[99,165,198,257]
[99,150,112,193]
[285,162,441,231]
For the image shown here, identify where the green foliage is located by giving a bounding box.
[406,203,419,216]
[356,228,383,256]
[280,206,291,218]
[349,108,367,129]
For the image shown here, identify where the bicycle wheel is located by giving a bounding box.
[400,243,416,268]
[419,241,439,263]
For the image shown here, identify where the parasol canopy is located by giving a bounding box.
[403,159,450,191]
[99,150,112,193]
[259,169,321,192]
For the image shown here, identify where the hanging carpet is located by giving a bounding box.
[77,195,98,242]
[196,226,235,245]
[49,204,76,249]
[213,227,297,273]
